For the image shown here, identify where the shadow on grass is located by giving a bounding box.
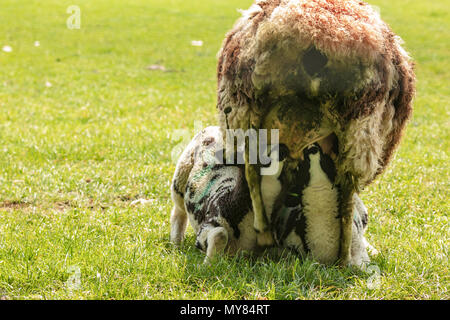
[163,234,385,299]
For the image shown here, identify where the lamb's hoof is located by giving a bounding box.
[257,231,274,247]
[202,257,212,266]
[367,245,379,257]
[364,238,379,257]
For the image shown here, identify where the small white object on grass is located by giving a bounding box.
[2,45,12,52]
[45,81,52,87]
[34,41,40,47]
[191,40,203,47]
[130,198,155,206]
[146,64,166,71]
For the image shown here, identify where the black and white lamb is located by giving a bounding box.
[170,126,258,263]
[272,144,375,266]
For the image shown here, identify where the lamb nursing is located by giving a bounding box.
[170,126,374,266]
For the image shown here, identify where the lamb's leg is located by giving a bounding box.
[170,205,188,245]
[350,222,370,267]
[353,193,379,258]
[364,238,379,257]
[338,174,356,266]
[170,134,198,245]
[204,227,229,264]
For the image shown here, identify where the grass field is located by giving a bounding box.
[0,0,448,299]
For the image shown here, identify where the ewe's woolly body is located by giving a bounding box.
[217,0,415,188]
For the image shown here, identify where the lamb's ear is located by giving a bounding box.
[195,239,204,251]
[278,144,290,162]
[295,159,311,191]
[195,226,209,252]
[319,153,337,184]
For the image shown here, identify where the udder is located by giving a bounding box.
[262,97,333,160]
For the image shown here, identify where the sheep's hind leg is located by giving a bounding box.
[338,174,356,266]
[245,153,274,247]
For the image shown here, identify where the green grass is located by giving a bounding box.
[0,0,448,299]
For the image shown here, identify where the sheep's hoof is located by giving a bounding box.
[253,221,268,234]
[338,255,351,267]
[256,231,274,247]
[253,212,270,235]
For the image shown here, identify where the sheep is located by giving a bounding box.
[216,0,415,264]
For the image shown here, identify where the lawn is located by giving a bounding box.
[0,0,448,299]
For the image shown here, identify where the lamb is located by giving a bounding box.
[170,126,258,263]
[272,144,374,266]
